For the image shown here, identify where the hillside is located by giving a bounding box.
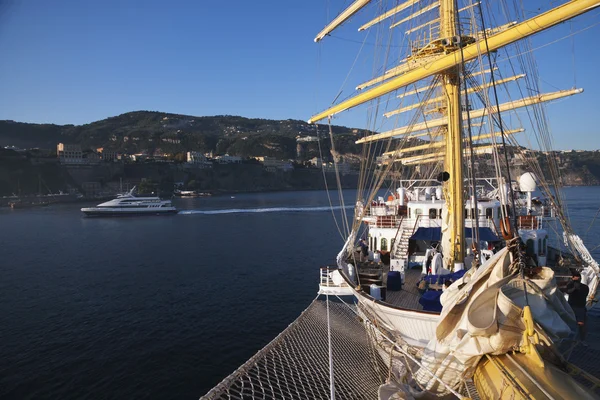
[2,111,600,197]
[0,111,366,160]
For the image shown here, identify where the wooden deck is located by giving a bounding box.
[385,268,426,310]
[356,261,427,311]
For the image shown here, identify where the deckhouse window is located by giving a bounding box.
[429,209,437,219]
[542,238,547,255]
[381,238,388,251]
[486,208,493,219]
[526,239,535,256]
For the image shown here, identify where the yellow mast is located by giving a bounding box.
[439,0,464,266]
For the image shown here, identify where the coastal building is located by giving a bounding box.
[82,150,101,164]
[130,153,147,162]
[57,143,83,164]
[323,162,352,174]
[214,154,242,164]
[187,151,212,168]
[309,157,323,168]
[96,148,119,162]
[255,156,294,172]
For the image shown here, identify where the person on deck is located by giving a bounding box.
[566,271,589,344]
[359,239,368,262]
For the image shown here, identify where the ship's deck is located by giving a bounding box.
[355,262,429,311]
[385,267,426,310]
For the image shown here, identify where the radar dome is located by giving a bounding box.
[519,172,537,192]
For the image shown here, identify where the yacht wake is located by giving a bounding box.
[178,205,352,215]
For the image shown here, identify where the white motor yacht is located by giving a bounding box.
[81,187,177,216]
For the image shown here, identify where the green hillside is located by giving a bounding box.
[0,111,366,159]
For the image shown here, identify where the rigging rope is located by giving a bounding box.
[457,8,481,259]
[570,20,577,88]
[328,118,351,238]
[316,124,346,241]
[326,290,336,400]
[477,1,519,233]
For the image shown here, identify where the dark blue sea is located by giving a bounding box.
[0,187,598,399]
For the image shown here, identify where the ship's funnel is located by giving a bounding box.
[519,172,537,192]
[397,187,406,206]
[425,187,433,200]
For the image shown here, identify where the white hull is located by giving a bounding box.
[81,207,178,216]
[351,284,439,347]
[81,188,178,217]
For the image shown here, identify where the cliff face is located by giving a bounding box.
[176,164,358,193]
[559,167,600,186]
[0,148,359,197]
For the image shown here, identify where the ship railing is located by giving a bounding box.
[517,215,543,230]
[540,205,557,218]
[465,217,495,229]
[408,215,443,229]
[374,215,400,228]
[318,266,353,296]
[369,204,400,217]
[390,216,405,255]
[411,215,422,235]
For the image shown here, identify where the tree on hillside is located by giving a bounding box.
[187,179,199,190]
[137,179,156,194]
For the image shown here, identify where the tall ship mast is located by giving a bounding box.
[204,1,600,399]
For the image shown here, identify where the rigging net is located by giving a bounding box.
[200,299,388,400]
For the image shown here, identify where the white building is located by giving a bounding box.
[296,136,319,142]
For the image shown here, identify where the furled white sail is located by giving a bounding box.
[413,247,576,393]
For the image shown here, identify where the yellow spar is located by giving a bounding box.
[384,74,526,118]
[308,0,600,124]
[358,0,423,31]
[314,0,371,43]
[356,88,582,144]
[382,128,524,156]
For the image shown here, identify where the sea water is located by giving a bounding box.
[0,188,598,399]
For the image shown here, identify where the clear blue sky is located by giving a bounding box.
[0,0,599,149]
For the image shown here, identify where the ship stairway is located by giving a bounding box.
[392,221,415,260]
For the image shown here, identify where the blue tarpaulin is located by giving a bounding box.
[410,227,441,241]
[410,227,499,242]
[465,227,499,242]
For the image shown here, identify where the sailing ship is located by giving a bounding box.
[203,1,600,398]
